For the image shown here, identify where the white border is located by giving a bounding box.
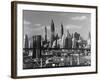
[17,3,96,76]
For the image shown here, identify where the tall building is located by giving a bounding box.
[45,26,47,41]
[51,19,55,47]
[88,32,91,40]
[61,23,64,38]
[61,34,66,48]
[32,36,36,58]
[24,34,29,49]
[55,33,59,48]
[87,32,91,48]
[32,35,41,58]
[24,34,29,54]
[29,39,33,48]
[72,33,77,48]
[64,29,72,48]
[36,35,41,58]
[66,29,71,38]
[74,32,80,48]
[74,32,80,40]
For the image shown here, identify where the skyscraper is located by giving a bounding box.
[24,34,29,54]
[74,32,80,48]
[87,32,91,48]
[32,35,41,58]
[88,32,91,40]
[74,32,80,40]
[25,34,29,49]
[32,36,36,58]
[45,26,47,41]
[36,35,41,58]
[51,19,55,47]
[72,33,77,48]
[66,29,71,38]
[55,33,59,48]
[61,23,64,38]
[64,29,72,48]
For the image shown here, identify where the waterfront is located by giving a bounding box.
[23,48,91,69]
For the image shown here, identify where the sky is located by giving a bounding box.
[23,10,91,40]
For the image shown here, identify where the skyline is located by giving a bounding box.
[23,10,91,40]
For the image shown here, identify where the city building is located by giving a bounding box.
[51,19,55,47]
[24,34,29,55]
[73,32,80,48]
[45,26,47,41]
[74,32,80,40]
[86,32,91,48]
[32,35,41,58]
[23,20,91,69]
[64,29,72,48]
[61,23,64,38]
[72,33,77,48]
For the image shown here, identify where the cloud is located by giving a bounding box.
[34,24,41,26]
[24,20,31,25]
[65,24,82,29]
[71,16,87,20]
[32,23,43,30]
[33,26,44,31]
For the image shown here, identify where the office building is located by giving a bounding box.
[87,32,91,48]
[51,19,55,47]
[45,26,47,41]
[24,34,29,54]
[32,35,41,58]
[61,23,64,38]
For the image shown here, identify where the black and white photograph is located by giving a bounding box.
[23,11,91,69]
[11,1,97,78]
